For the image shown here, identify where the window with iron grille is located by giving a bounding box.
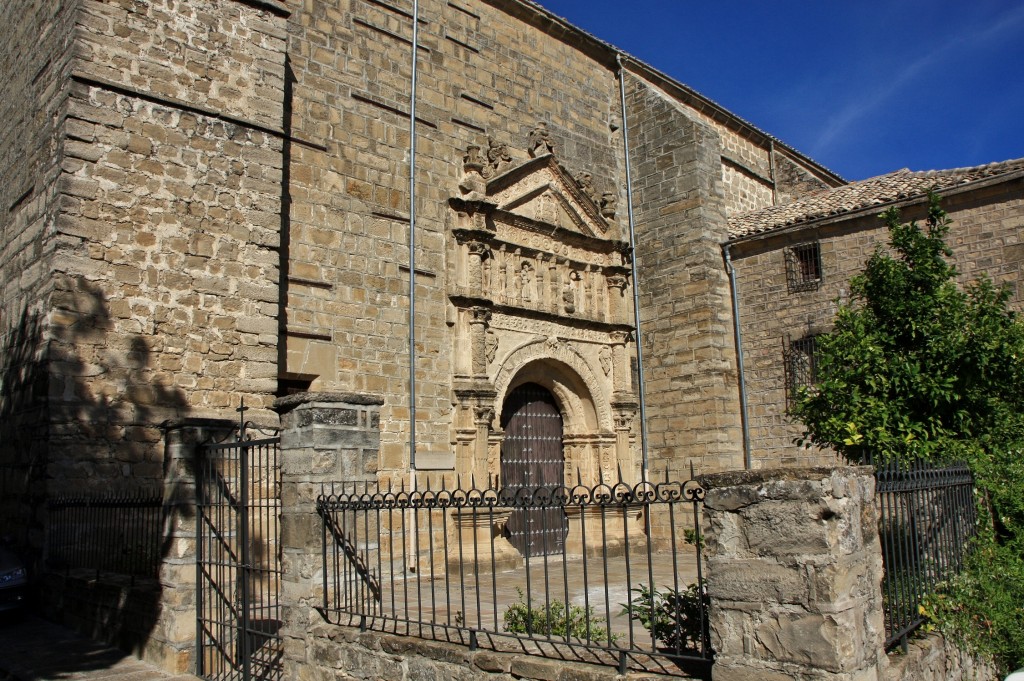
[785,335,818,405]
[786,242,822,292]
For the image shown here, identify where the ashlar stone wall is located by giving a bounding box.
[40,0,288,491]
[624,73,744,477]
[0,0,80,548]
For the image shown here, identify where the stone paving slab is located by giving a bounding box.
[0,617,201,681]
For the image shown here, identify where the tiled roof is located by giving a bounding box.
[729,158,1024,240]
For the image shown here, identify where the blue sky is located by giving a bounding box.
[534,0,1024,181]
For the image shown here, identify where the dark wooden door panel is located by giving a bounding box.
[500,384,567,556]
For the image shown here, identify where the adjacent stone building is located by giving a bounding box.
[726,159,1024,467]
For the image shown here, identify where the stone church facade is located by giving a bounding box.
[1,0,844,512]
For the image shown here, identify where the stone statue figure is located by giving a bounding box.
[463,144,484,175]
[576,172,598,203]
[599,345,612,376]
[562,280,576,314]
[485,331,498,364]
[528,122,555,157]
[600,191,617,218]
[483,137,512,178]
[519,261,533,302]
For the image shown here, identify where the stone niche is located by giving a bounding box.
[447,132,640,490]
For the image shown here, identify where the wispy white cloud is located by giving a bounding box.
[811,4,1024,156]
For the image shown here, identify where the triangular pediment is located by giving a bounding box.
[485,155,611,238]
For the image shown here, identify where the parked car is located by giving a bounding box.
[0,544,27,614]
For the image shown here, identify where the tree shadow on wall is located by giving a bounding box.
[0,275,195,677]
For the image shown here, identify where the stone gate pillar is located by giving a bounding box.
[158,417,235,672]
[275,392,383,681]
[700,467,886,681]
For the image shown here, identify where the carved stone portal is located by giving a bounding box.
[449,137,639,513]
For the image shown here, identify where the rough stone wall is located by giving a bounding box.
[624,73,744,476]
[702,467,887,680]
[281,0,627,474]
[299,622,673,681]
[885,633,997,681]
[712,123,776,216]
[774,151,835,205]
[732,178,1024,468]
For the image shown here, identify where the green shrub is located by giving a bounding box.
[622,582,710,653]
[502,587,616,644]
[921,536,1024,672]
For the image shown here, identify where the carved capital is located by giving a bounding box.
[606,274,627,291]
[609,330,632,346]
[611,399,638,431]
[466,240,491,259]
[469,306,492,326]
[473,406,495,426]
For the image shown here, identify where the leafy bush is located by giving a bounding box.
[920,536,1024,672]
[622,582,709,653]
[502,587,616,644]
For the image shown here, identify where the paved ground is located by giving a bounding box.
[0,616,201,681]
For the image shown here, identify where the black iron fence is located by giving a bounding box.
[195,419,282,681]
[47,492,164,579]
[316,471,712,677]
[875,460,977,651]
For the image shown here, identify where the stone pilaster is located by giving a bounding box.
[701,467,886,681]
[275,391,383,681]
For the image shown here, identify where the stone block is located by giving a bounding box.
[707,558,807,604]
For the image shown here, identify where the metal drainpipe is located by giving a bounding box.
[769,139,778,206]
[723,243,752,469]
[407,0,420,569]
[616,55,649,481]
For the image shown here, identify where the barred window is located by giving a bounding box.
[784,335,818,405]
[786,242,822,292]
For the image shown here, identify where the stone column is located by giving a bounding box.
[468,306,491,376]
[609,330,631,393]
[466,240,488,291]
[472,405,493,478]
[610,402,637,478]
[606,273,627,322]
[275,392,383,681]
[701,467,886,681]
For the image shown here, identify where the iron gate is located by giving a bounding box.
[196,416,282,681]
[500,383,568,556]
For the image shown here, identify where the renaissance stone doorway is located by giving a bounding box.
[500,383,568,556]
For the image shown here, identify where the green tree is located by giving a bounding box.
[790,194,1024,671]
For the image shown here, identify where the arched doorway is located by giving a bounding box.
[500,383,568,556]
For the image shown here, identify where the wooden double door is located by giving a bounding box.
[500,383,568,556]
